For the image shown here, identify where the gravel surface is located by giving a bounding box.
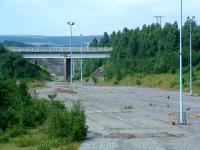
[36,82,200,150]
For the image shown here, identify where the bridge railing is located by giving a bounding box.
[8,47,112,53]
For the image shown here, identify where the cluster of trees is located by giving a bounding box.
[0,80,87,143]
[89,18,200,81]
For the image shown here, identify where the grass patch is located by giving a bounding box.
[103,66,200,95]
[0,128,81,150]
[28,79,47,88]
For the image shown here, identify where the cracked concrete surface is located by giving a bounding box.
[37,82,200,150]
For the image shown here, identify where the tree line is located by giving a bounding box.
[89,18,200,82]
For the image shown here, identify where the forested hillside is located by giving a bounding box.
[88,18,200,92]
[0,44,50,80]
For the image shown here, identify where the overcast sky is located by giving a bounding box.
[0,0,200,36]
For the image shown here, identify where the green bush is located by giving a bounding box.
[23,99,48,127]
[48,92,57,100]
[45,101,88,141]
[0,132,9,143]
[136,79,141,85]
[7,125,27,138]
[0,80,48,135]
[49,100,65,110]
[70,101,88,141]
[37,143,50,150]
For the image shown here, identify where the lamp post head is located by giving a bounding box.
[67,21,75,25]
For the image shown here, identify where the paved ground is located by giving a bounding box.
[37,82,200,150]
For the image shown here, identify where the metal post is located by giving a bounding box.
[80,34,83,82]
[70,25,73,88]
[67,21,75,89]
[189,17,195,96]
[72,58,75,77]
[179,0,184,124]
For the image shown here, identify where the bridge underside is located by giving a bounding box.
[64,58,70,81]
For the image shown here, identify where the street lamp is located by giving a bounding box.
[67,21,75,88]
[179,0,186,125]
[80,34,83,82]
[189,16,195,96]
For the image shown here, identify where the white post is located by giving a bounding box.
[189,17,194,96]
[67,21,75,89]
[80,34,83,82]
[179,0,184,124]
[70,25,73,88]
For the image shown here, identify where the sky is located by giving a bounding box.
[0,0,200,36]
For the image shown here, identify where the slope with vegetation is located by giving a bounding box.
[87,18,200,93]
[0,44,88,149]
[0,44,50,81]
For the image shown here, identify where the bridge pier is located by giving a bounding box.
[64,58,71,81]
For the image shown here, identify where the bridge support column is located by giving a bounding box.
[64,58,71,81]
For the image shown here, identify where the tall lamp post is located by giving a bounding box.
[179,0,185,125]
[189,16,195,96]
[67,21,75,88]
[80,34,83,82]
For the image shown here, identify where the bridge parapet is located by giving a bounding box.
[8,47,112,53]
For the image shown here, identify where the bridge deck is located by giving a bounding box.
[8,47,112,58]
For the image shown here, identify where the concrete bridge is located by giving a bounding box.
[8,47,112,59]
[8,47,112,80]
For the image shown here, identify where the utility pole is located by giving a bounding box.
[189,16,195,96]
[80,34,83,82]
[154,16,164,26]
[67,21,75,89]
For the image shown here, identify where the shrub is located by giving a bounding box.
[49,100,65,110]
[0,80,49,137]
[7,125,27,138]
[48,92,57,100]
[45,101,88,141]
[70,101,88,141]
[136,79,141,85]
[46,109,71,138]
[37,143,50,150]
[91,74,98,84]
[23,99,48,127]
[0,132,9,143]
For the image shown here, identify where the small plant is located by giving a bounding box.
[85,78,89,82]
[136,79,141,85]
[123,105,133,110]
[48,92,57,100]
[30,89,39,99]
[91,74,98,85]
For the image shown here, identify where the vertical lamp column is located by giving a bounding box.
[67,21,75,88]
[189,16,195,96]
